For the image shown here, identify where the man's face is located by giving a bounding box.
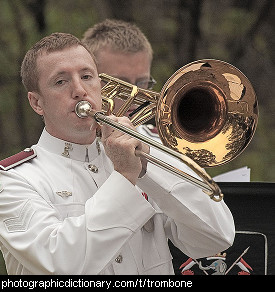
[29,45,102,144]
[96,47,151,117]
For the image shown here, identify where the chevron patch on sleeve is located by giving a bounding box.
[4,200,35,233]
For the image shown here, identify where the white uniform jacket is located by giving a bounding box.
[0,129,235,274]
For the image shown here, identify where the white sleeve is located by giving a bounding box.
[0,170,155,274]
[136,148,235,259]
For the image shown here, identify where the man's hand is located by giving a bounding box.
[101,116,149,185]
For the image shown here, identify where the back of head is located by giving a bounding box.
[82,19,153,62]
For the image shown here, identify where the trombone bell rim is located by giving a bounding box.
[156,59,258,168]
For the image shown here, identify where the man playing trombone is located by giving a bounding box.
[0,32,234,274]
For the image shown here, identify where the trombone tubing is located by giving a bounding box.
[91,111,213,193]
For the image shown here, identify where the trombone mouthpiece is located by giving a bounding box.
[75,101,92,118]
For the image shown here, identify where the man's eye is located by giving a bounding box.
[56,80,66,85]
[82,74,92,80]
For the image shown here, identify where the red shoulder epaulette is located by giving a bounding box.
[0,148,37,171]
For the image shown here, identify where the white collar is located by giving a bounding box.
[37,128,101,162]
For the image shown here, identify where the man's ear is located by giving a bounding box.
[28,92,44,116]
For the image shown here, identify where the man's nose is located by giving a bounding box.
[72,79,87,99]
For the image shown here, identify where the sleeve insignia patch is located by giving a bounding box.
[4,199,34,232]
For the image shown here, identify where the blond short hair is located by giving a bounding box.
[82,19,153,61]
[21,32,95,92]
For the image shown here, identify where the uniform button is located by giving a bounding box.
[115,255,123,263]
[88,164,98,173]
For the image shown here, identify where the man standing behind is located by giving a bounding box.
[82,19,159,139]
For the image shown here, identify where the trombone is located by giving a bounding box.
[75,59,258,202]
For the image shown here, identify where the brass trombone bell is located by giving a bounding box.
[100,59,258,168]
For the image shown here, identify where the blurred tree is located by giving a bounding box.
[26,0,47,33]
[175,0,203,64]
[107,0,134,21]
